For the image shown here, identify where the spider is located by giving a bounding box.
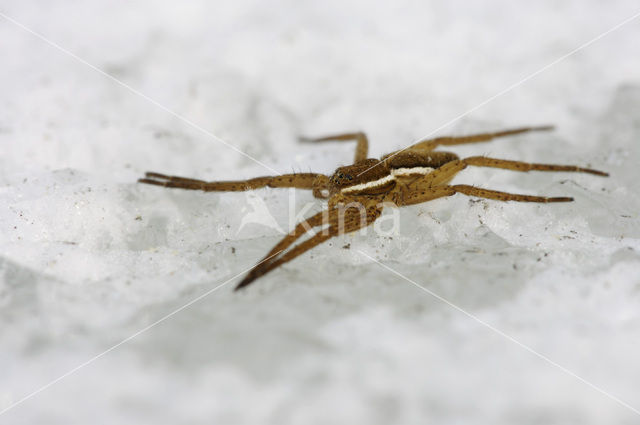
[139,126,608,290]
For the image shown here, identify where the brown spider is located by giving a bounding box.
[139,126,608,290]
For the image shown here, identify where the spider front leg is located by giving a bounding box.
[235,204,382,290]
[139,171,330,198]
[299,132,369,163]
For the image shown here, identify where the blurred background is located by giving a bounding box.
[1,1,640,424]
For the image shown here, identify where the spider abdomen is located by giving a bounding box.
[384,151,459,169]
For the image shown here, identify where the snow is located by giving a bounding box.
[1,1,640,424]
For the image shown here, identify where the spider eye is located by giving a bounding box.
[347,175,353,180]
[338,173,344,178]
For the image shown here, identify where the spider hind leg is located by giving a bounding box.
[236,204,382,290]
[404,153,608,195]
[463,156,608,176]
[450,184,573,203]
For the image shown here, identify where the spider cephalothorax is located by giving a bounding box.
[139,126,607,289]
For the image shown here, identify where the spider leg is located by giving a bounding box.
[236,228,335,290]
[234,207,342,290]
[397,185,457,206]
[299,132,369,163]
[462,156,608,176]
[449,185,573,202]
[419,159,468,187]
[408,126,553,152]
[410,154,608,190]
[139,172,329,193]
[235,205,381,290]
[397,183,572,206]
[252,209,335,265]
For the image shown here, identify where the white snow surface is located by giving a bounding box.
[2,1,640,424]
